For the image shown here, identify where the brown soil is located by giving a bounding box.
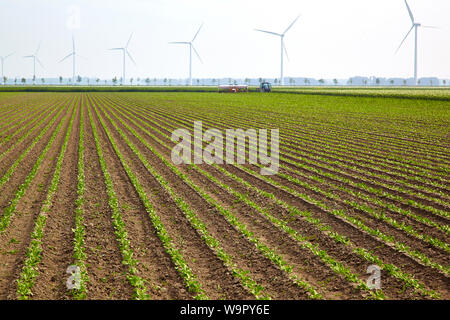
[0,100,74,299]
[0,92,447,300]
[110,94,449,299]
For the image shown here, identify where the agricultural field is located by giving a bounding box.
[0,89,448,300]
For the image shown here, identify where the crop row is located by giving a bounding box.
[121,92,448,162]
[0,99,67,166]
[117,99,448,256]
[87,102,150,299]
[105,95,442,298]
[134,100,450,216]
[72,95,89,299]
[16,99,77,299]
[143,101,449,203]
[0,100,58,144]
[95,96,331,299]
[95,100,274,299]
[102,96,428,298]
[0,102,71,232]
[153,102,448,177]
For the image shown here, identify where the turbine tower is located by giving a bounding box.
[169,23,203,86]
[24,43,43,85]
[255,15,300,86]
[109,33,136,85]
[59,35,79,85]
[396,0,437,86]
[0,53,14,85]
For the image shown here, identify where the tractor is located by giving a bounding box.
[259,82,272,92]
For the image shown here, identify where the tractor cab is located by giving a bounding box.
[260,82,272,92]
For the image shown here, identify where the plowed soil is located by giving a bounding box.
[0,91,448,300]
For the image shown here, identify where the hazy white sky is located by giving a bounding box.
[1,0,449,80]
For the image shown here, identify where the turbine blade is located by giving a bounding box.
[421,25,439,29]
[169,42,190,44]
[192,23,203,42]
[59,53,74,63]
[283,43,289,61]
[192,45,203,64]
[404,0,415,24]
[283,15,300,34]
[23,55,34,58]
[35,42,41,55]
[109,47,124,50]
[126,33,133,48]
[254,29,282,36]
[395,25,414,53]
[76,54,87,60]
[36,57,44,68]
[126,50,136,65]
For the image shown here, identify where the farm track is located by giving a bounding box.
[0,91,448,300]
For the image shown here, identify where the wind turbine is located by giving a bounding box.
[59,35,80,85]
[24,43,43,85]
[169,23,203,86]
[396,0,437,86]
[0,53,14,85]
[109,33,136,85]
[255,15,300,86]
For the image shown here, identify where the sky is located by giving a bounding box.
[1,0,449,80]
